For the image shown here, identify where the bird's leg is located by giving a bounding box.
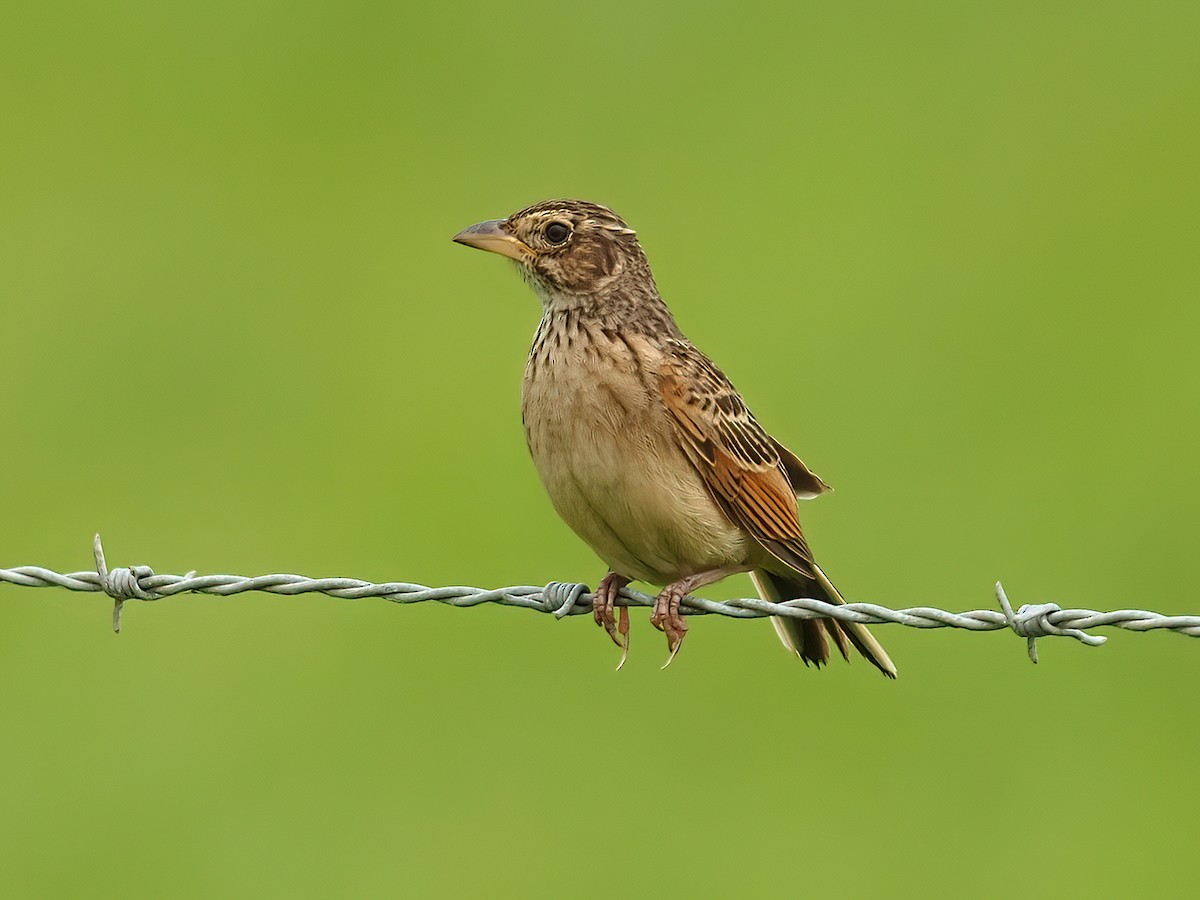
[652,566,750,666]
[594,572,632,663]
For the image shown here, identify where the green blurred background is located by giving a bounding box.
[2,2,1197,897]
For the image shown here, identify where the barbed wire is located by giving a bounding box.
[3,535,1199,664]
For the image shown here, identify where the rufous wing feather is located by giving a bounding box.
[658,339,817,575]
[658,339,896,677]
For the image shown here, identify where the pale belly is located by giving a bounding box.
[522,327,750,585]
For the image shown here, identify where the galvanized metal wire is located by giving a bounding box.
[3,535,1199,663]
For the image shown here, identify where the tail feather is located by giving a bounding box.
[752,567,897,679]
[823,616,852,662]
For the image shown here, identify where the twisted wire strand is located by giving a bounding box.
[3,535,1199,663]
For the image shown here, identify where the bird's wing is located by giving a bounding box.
[658,339,826,577]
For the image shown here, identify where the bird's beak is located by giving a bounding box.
[452,219,529,263]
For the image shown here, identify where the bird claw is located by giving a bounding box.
[615,606,630,670]
[594,573,632,666]
[651,587,688,666]
[660,641,682,669]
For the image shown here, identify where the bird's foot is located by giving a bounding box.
[651,583,689,667]
[648,566,748,667]
[594,572,631,667]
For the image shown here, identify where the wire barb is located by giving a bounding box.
[996,581,1108,663]
[542,581,587,619]
[93,533,164,633]
[2,535,1198,663]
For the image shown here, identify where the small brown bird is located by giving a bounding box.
[453,199,896,677]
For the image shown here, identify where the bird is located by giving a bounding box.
[452,199,896,677]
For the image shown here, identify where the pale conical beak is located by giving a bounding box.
[452,219,529,263]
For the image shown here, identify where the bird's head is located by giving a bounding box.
[453,199,656,312]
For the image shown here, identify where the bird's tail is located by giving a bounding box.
[750,567,897,678]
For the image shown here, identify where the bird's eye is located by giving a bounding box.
[544,221,570,244]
